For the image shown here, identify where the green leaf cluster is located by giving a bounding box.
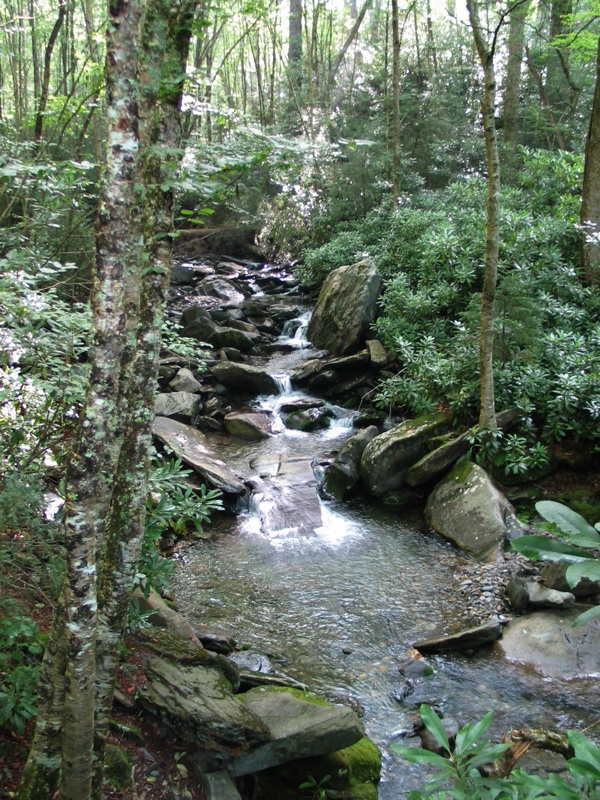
[511,501,600,626]
[393,705,600,799]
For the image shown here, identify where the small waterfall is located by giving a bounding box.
[271,373,293,395]
[280,311,311,347]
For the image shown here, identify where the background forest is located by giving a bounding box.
[1,0,600,795]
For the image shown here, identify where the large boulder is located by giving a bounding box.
[229,686,365,777]
[360,413,452,497]
[424,460,525,562]
[211,362,279,396]
[306,261,382,355]
[152,416,246,496]
[138,655,270,755]
[181,305,257,353]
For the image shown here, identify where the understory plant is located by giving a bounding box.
[511,501,600,626]
[393,705,600,799]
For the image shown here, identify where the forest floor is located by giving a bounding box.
[1,466,599,800]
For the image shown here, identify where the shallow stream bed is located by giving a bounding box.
[171,318,599,798]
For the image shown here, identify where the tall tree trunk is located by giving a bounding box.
[289,0,303,88]
[34,0,67,143]
[466,0,500,431]
[503,0,530,147]
[329,0,373,83]
[391,0,400,202]
[17,1,197,798]
[580,37,600,287]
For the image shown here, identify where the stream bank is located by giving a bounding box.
[151,256,599,798]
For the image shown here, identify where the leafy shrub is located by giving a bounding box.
[393,704,600,799]
[512,501,600,626]
[0,607,44,733]
[136,454,223,595]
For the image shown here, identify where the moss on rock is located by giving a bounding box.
[104,744,133,790]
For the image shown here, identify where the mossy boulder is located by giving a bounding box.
[425,460,526,562]
[307,260,382,355]
[360,413,452,497]
[252,734,381,800]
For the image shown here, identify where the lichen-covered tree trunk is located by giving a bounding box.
[17,1,197,799]
[92,3,197,795]
[466,0,500,431]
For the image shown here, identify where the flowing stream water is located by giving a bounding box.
[170,301,599,798]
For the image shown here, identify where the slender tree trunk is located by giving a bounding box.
[329,0,373,83]
[289,0,303,88]
[34,0,67,142]
[580,37,600,287]
[503,0,530,148]
[466,0,500,431]
[391,0,400,203]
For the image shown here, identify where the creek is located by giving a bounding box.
[168,267,599,798]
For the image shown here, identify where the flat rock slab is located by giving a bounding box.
[249,454,315,483]
[224,412,276,440]
[496,609,600,679]
[229,686,364,776]
[138,657,270,754]
[413,620,503,653]
[153,416,246,495]
[200,771,242,800]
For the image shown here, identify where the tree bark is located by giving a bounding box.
[289,0,303,88]
[503,0,530,147]
[580,36,600,287]
[329,0,373,83]
[17,1,197,798]
[466,0,500,431]
[391,0,400,202]
[34,0,67,142]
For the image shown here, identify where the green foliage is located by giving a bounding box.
[300,773,332,800]
[465,427,550,477]
[0,473,64,600]
[302,150,599,456]
[0,607,44,733]
[393,705,600,799]
[136,454,223,595]
[511,501,600,626]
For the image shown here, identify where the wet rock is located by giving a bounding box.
[541,562,600,599]
[497,609,600,678]
[391,680,414,703]
[132,586,201,644]
[283,406,332,431]
[425,460,526,562]
[138,656,270,754]
[413,620,504,653]
[278,396,325,413]
[228,686,365,777]
[406,432,470,487]
[418,717,459,754]
[154,391,201,419]
[195,625,237,655]
[224,412,276,440]
[196,277,246,306]
[307,260,382,355]
[320,426,379,500]
[360,413,452,497]
[171,263,207,286]
[506,577,575,613]
[169,368,203,394]
[211,361,278,396]
[152,416,246,496]
[229,652,307,691]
